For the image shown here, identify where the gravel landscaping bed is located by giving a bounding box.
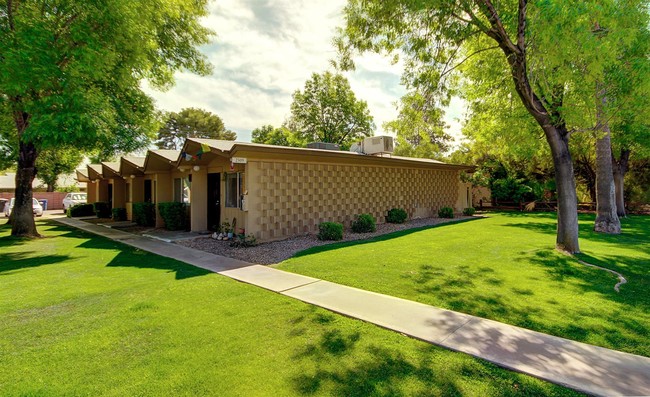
[177,216,476,265]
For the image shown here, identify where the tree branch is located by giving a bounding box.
[441,45,499,77]
[476,0,519,55]
[517,0,527,51]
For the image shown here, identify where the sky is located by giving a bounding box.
[144,0,465,145]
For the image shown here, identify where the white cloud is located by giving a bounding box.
[144,1,460,147]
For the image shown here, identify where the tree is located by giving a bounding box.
[288,71,375,149]
[156,108,236,150]
[337,0,648,253]
[384,92,452,160]
[251,125,304,147]
[1,0,213,236]
[36,147,83,192]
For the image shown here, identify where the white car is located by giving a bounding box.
[4,198,44,217]
[62,192,87,211]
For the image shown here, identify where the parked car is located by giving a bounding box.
[62,192,87,211]
[4,198,44,217]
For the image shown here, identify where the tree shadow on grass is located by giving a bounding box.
[0,251,72,275]
[291,218,482,260]
[75,237,212,280]
[287,308,579,396]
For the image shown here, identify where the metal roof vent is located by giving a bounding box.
[306,142,340,151]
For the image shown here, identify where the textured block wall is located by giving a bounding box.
[247,161,460,241]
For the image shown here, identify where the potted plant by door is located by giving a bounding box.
[227,217,237,240]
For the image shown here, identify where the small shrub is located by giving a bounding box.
[157,202,187,231]
[112,208,127,221]
[67,203,95,217]
[318,222,344,241]
[386,208,408,224]
[462,207,476,216]
[230,233,258,248]
[351,214,376,233]
[133,202,155,227]
[438,207,454,218]
[93,202,111,218]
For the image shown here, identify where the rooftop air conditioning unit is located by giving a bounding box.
[362,136,394,155]
[306,142,340,151]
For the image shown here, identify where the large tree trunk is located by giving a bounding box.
[593,89,621,234]
[477,0,580,252]
[545,126,581,253]
[10,107,40,237]
[612,148,630,218]
[11,140,39,237]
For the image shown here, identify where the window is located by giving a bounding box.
[174,178,191,203]
[225,172,243,208]
[173,178,182,203]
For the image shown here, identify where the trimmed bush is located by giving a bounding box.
[230,233,258,248]
[386,208,408,224]
[112,208,127,221]
[318,222,343,241]
[67,203,95,218]
[351,214,376,233]
[133,202,155,227]
[462,207,476,216]
[93,202,111,218]
[157,202,187,231]
[438,207,454,218]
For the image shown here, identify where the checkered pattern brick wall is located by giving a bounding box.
[247,160,460,241]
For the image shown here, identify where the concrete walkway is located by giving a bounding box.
[53,216,650,397]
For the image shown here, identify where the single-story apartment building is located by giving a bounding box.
[81,137,473,242]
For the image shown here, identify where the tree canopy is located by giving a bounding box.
[156,108,236,150]
[1,0,214,236]
[385,92,452,160]
[288,71,375,149]
[251,125,304,147]
[336,0,649,253]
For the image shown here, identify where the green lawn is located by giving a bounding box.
[277,212,650,357]
[0,220,580,396]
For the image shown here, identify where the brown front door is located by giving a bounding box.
[207,173,221,231]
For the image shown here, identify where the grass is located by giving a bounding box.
[277,212,650,357]
[0,220,582,396]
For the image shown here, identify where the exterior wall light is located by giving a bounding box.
[193,165,200,171]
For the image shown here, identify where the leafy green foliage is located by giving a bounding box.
[157,202,187,231]
[437,207,454,219]
[112,208,127,222]
[36,147,84,192]
[351,214,376,233]
[384,92,451,159]
[93,202,111,219]
[67,203,94,218]
[132,202,155,227]
[386,208,408,224]
[318,222,344,241]
[156,108,236,150]
[251,124,306,147]
[229,233,258,248]
[462,207,476,216]
[1,0,214,235]
[288,72,375,149]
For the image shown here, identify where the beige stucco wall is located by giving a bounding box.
[246,160,462,242]
[111,178,126,209]
[154,173,172,228]
[87,181,97,203]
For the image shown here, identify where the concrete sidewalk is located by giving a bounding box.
[53,216,650,397]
